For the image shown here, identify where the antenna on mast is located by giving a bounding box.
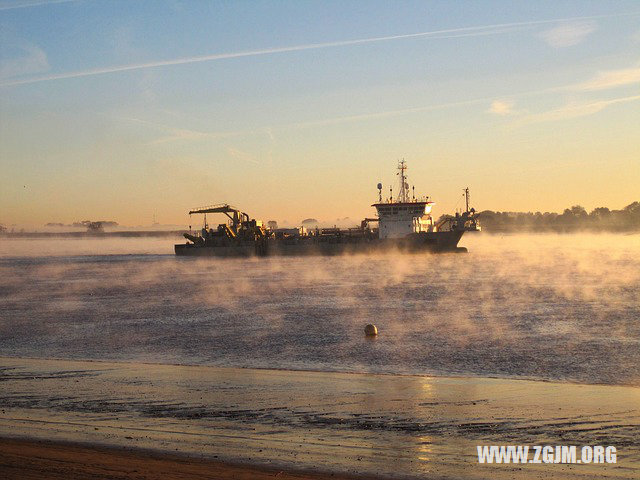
[397,159,409,202]
[464,187,470,213]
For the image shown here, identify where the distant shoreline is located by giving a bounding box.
[0,230,186,238]
[469,202,640,233]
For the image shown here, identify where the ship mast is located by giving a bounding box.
[464,187,470,213]
[396,159,410,203]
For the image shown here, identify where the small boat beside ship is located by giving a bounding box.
[175,161,480,257]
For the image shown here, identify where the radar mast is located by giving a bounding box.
[396,159,410,203]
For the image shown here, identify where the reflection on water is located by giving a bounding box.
[0,233,638,385]
[416,436,434,462]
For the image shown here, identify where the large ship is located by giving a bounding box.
[175,161,480,256]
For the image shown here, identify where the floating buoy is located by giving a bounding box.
[364,324,378,336]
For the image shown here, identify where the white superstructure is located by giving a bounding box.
[373,160,436,239]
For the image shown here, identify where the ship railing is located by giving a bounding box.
[377,196,432,204]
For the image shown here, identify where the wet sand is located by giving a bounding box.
[0,437,358,480]
[1,357,639,479]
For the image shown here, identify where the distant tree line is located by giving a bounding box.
[462,201,640,232]
[45,220,119,228]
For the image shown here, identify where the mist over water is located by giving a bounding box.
[0,236,177,257]
[1,233,638,386]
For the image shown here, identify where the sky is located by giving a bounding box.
[1,0,639,228]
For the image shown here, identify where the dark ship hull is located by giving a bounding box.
[174,230,466,257]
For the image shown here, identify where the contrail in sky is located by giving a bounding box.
[0,0,76,11]
[1,11,639,87]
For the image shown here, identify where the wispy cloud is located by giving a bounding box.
[0,0,76,11]
[288,98,494,129]
[0,44,49,80]
[265,127,275,143]
[2,11,638,87]
[575,67,640,91]
[225,146,258,165]
[538,21,597,47]
[118,116,237,145]
[513,95,640,126]
[488,100,515,116]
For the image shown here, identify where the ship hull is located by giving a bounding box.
[174,231,465,257]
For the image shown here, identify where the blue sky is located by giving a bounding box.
[1,0,639,226]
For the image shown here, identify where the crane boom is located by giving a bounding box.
[189,203,241,215]
[188,203,250,234]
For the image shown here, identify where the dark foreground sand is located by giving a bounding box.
[1,357,638,479]
[0,437,358,480]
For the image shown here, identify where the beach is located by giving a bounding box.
[1,357,638,479]
[0,437,361,480]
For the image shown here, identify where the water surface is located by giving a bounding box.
[1,233,638,385]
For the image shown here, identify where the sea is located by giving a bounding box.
[1,232,638,386]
